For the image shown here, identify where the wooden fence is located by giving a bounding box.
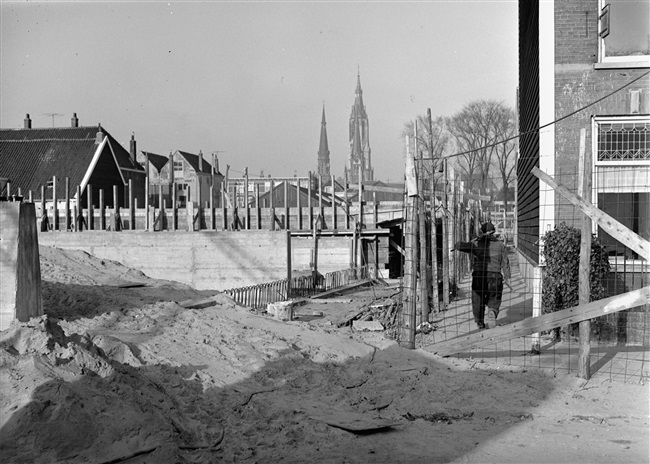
[3,177,405,233]
[223,266,369,309]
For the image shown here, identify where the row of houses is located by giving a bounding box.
[0,113,225,210]
[0,113,407,213]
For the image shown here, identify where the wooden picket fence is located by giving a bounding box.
[223,266,369,309]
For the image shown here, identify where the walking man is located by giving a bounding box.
[454,222,510,329]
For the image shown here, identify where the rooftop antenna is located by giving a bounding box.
[42,113,64,127]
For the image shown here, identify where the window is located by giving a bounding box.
[598,0,650,67]
[594,117,650,261]
[173,160,184,176]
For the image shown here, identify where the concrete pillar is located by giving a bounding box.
[0,202,43,330]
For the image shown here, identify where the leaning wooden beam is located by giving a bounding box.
[310,279,373,299]
[532,167,649,260]
[425,286,650,357]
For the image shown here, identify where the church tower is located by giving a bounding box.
[347,72,373,185]
[317,103,330,177]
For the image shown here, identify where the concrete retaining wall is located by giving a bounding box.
[1,203,43,330]
[38,230,354,290]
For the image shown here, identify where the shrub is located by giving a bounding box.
[541,222,612,340]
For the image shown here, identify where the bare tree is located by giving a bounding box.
[402,113,449,183]
[492,107,517,210]
[446,100,514,198]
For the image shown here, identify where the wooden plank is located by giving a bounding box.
[309,279,373,299]
[305,406,399,432]
[532,167,649,260]
[425,286,650,357]
[178,295,222,309]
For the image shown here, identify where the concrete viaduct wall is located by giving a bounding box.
[37,230,354,291]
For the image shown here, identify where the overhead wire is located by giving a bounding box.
[436,70,650,160]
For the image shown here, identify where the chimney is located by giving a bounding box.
[71,113,79,127]
[130,133,137,164]
[198,150,204,172]
[24,114,32,129]
[95,124,103,144]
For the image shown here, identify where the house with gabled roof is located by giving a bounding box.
[0,113,146,208]
[136,149,223,208]
[169,150,222,208]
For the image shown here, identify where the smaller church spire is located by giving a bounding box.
[317,102,330,177]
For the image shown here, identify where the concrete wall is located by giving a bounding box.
[1,202,43,330]
[37,230,355,291]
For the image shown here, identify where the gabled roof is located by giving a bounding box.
[0,125,143,198]
[142,151,170,173]
[255,181,334,207]
[175,150,215,175]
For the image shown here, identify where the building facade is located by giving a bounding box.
[517,0,649,341]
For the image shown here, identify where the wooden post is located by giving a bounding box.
[197,177,202,230]
[417,147,429,323]
[113,184,120,231]
[269,180,276,231]
[128,179,134,230]
[401,137,418,349]
[87,184,93,230]
[284,180,289,230]
[287,230,292,298]
[172,182,177,230]
[244,168,250,230]
[357,166,363,230]
[52,176,58,230]
[255,183,261,230]
[158,183,163,229]
[99,189,105,230]
[144,179,150,231]
[64,177,70,231]
[430,166,440,313]
[221,183,228,230]
[578,128,592,380]
[318,174,324,228]
[331,174,337,230]
[40,185,48,231]
[210,184,215,230]
[187,185,194,231]
[344,171,350,230]
[441,159,450,307]
[75,185,81,231]
[297,178,303,230]
[308,172,313,229]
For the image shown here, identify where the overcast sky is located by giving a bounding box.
[1,0,518,182]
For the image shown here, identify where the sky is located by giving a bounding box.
[1,0,518,182]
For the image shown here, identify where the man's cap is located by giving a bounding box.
[481,222,496,234]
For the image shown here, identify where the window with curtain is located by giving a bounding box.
[594,117,650,260]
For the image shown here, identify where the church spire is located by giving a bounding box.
[317,102,330,177]
[348,72,373,185]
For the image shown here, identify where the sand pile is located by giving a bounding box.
[0,246,647,463]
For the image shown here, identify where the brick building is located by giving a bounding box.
[517,0,649,342]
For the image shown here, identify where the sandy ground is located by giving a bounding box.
[0,246,648,463]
